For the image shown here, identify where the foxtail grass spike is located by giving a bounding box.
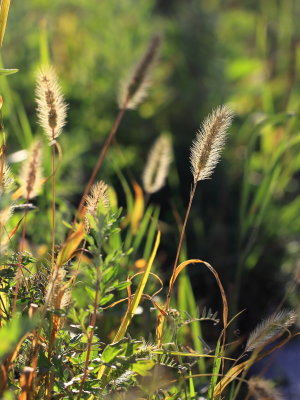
[36,66,67,144]
[118,34,161,110]
[246,309,296,352]
[0,206,13,229]
[84,180,109,229]
[20,140,43,200]
[45,269,70,310]
[142,135,172,194]
[0,161,14,194]
[248,377,283,400]
[190,105,233,182]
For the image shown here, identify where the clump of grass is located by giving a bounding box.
[0,16,299,399]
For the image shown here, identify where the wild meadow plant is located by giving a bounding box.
[0,4,299,400]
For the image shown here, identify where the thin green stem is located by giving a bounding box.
[166,179,198,310]
[77,266,101,399]
[51,143,55,267]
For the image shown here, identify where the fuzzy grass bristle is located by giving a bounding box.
[84,180,109,220]
[36,66,67,144]
[0,161,14,194]
[248,377,283,400]
[0,205,13,229]
[118,34,161,110]
[246,309,297,352]
[45,269,70,310]
[142,135,172,194]
[20,140,43,200]
[190,105,233,182]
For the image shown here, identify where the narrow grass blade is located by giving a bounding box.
[0,68,18,76]
[113,230,161,342]
[178,272,205,374]
[212,360,250,398]
[143,205,160,260]
[0,0,11,47]
[97,230,161,382]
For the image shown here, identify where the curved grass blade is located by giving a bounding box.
[0,0,11,47]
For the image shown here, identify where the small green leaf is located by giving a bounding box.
[99,293,114,306]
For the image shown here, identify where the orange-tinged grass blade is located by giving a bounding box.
[8,217,24,239]
[97,230,161,381]
[130,180,144,234]
[212,360,250,398]
[168,259,227,330]
[157,259,228,347]
[56,222,85,267]
[0,0,10,47]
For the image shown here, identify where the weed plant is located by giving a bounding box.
[0,2,299,400]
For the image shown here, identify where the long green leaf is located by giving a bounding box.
[0,0,11,47]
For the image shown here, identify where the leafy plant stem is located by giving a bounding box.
[12,193,30,315]
[77,265,101,399]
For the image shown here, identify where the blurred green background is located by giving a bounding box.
[1,0,300,333]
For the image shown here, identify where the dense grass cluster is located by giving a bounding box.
[0,1,300,399]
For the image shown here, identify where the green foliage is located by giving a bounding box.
[0,1,299,399]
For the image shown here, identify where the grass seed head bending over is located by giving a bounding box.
[190,105,233,182]
[36,66,67,144]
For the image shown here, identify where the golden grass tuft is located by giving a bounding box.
[118,35,161,110]
[35,66,67,144]
[0,161,14,194]
[142,135,172,194]
[190,105,233,182]
[246,309,296,352]
[20,140,43,200]
[84,180,109,230]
